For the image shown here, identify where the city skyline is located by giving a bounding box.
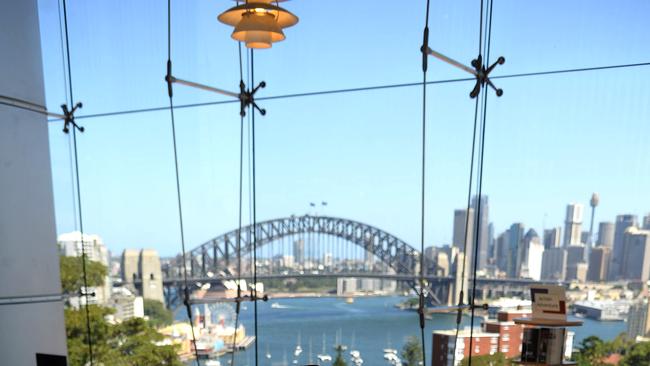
[37,1,650,257]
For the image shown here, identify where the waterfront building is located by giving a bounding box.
[620,227,650,281]
[121,248,164,303]
[587,246,610,282]
[609,214,638,280]
[627,299,650,339]
[543,227,562,249]
[541,247,566,281]
[471,195,490,271]
[506,223,525,278]
[58,231,112,304]
[597,222,615,248]
[563,203,584,247]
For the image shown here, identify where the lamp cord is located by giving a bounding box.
[250,47,261,366]
[166,0,201,364]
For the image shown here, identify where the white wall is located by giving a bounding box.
[0,0,68,363]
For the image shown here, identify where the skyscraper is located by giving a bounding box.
[643,214,650,230]
[597,222,615,247]
[543,227,562,249]
[471,195,490,271]
[507,223,525,278]
[541,248,567,281]
[452,208,475,269]
[293,239,305,264]
[609,214,638,280]
[563,203,584,247]
[620,227,650,281]
[627,299,650,339]
[587,246,610,282]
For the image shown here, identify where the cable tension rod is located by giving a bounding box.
[421,46,505,98]
[0,94,85,132]
[165,62,266,117]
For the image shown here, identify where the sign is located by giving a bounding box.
[530,285,567,321]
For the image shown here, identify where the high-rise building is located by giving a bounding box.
[620,227,650,281]
[487,222,495,264]
[566,244,586,282]
[293,239,305,264]
[541,248,567,281]
[495,232,509,275]
[597,222,615,248]
[543,227,562,249]
[587,246,610,282]
[58,231,112,304]
[643,214,650,230]
[471,195,489,271]
[517,229,543,279]
[609,214,638,280]
[452,208,475,267]
[449,251,468,306]
[627,299,650,339]
[563,203,584,247]
[506,223,525,278]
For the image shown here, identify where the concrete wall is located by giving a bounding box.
[0,0,68,363]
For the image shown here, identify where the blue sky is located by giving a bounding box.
[38,0,650,256]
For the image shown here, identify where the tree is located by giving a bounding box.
[60,255,107,295]
[402,336,423,366]
[574,336,608,366]
[460,353,510,366]
[333,345,348,366]
[64,306,183,366]
[144,299,174,328]
[621,341,650,366]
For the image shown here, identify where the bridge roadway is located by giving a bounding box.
[161,272,562,288]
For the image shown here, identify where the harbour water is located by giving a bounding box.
[176,296,625,365]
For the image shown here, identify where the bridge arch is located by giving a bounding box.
[171,215,435,282]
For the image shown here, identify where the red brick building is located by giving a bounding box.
[431,309,532,366]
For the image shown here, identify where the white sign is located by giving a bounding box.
[530,285,567,321]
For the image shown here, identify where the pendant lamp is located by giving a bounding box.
[218,1,299,49]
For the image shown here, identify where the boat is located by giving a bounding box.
[317,333,332,362]
[350,350,360,359]
[294,332,303,357]
[271,302,282,309]
[345,297,354,304]
[205,360,221,366]
[266,344,272,359]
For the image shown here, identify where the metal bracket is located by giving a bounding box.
[422,46,505,98]
[61,102,84,134]
[239,80,266,117]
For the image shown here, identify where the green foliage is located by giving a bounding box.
[621,341,650,366]
[574,336,608,366]
[333,345,348,366]
[60,255,107,295]
[460,353,510,366]
[64,306,182,366]
[401,336,423,366]
[143,299,173,328]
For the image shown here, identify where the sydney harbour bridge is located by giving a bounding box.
[161,215,548,306]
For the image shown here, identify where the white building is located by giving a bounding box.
[58,231,112,304]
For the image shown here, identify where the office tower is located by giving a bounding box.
[543,227,562,249]
[597,222,615,247]
[620,227,650,281]
[507,223,525,278]
[566,244,586,281]
[495,231,509,275]
[644,214,650,230]
[449,252,469,306]
[609,214,638,280]
[452,208,475,265]
[517,229,541,278]
[435,251,450,277]
[471,195,489,271]
[563,203,584,247]
[58,231,112,304]
[523,236,544,281]
[587,247,610,282]
[627,299,650,339]
[293,239,305,264]
[488,222,495,264]
[541,248,567,281]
